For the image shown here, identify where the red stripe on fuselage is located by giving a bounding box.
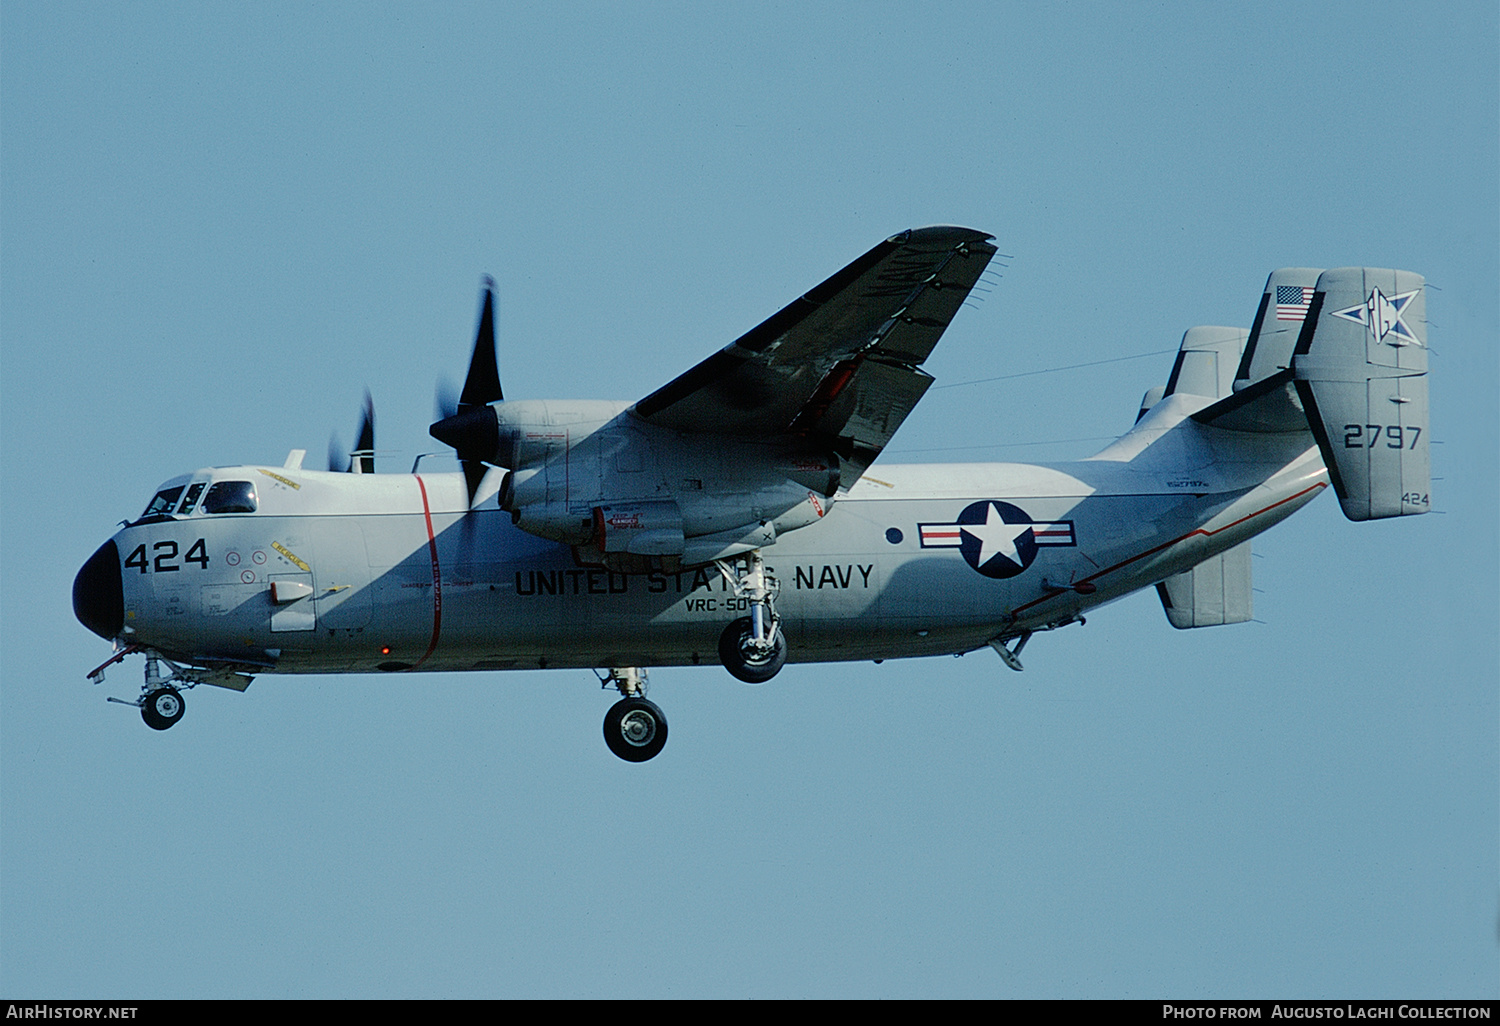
[410,475,443,669]
[1008,481,1327,619]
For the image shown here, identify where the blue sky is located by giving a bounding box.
[3,1,1495,998]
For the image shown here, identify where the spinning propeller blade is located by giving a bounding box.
[352,389,375,474]
[327,389,376,473]
[460,277,503,407]
[430,278,504,504]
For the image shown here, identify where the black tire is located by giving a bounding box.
[603,697,668,762]
[717,616,787,684]
[141,687,185,731]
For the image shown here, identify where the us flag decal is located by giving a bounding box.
[1275,285,1315,321]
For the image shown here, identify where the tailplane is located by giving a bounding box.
[1191,268,1324,433]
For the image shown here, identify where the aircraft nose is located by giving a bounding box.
[73,539,124,640]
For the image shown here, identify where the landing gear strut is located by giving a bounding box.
[600,667,667,762]
[136,653,187,729]
[715,550,786,684]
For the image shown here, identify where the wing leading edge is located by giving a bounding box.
[631,226,997,485]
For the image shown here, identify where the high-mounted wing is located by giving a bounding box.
[631,226,997,484]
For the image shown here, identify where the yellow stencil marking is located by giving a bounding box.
[257,468,301,490]
[271,542,310,572]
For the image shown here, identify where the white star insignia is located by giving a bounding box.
[1332,288,1421,346]
[961,502,1033,569]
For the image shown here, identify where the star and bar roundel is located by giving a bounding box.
[918,500,1077,579]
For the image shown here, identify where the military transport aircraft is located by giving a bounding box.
[73,227,1430,761]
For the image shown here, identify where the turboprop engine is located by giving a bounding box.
[429,283,843,572]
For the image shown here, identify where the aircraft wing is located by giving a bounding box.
[631,226,997,484]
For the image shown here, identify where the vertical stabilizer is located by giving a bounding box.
[1291,268,1430,521]
[1156,542,1253,629]
[1235,268,1324,389]
[1165,326,1248,399]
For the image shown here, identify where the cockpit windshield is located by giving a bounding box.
[134,478,257,523]
[177,482,206,516]
[141,485,185,518]
[202,480,257,514]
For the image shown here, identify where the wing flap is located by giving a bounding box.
[808,358,934,480]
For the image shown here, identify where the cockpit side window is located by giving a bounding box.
[202,481,257,514]
[141,486,185,518]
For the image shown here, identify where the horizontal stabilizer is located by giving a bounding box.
[1291,268,1430,521]
[1192,269,1325,433]
[1191,367,1306,433]
[1156,542,1252,629]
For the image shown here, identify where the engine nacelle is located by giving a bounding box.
[491,400,631,469]
[593,500,685,555]
[495,413,842,566]
[504,468,594,544]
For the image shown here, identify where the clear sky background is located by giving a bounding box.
[2,1,1495,999]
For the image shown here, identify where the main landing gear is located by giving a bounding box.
[600,667,667,762]
[714,550,786,684]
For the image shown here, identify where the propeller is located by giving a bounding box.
[328,389,376,473]
[433,375,460,424]
[430,277,503,503]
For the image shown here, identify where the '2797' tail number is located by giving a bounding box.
[1344,424,1420,449]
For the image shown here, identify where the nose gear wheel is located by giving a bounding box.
[141,686,185,730]
[603,696,668,762]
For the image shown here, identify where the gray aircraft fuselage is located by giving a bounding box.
[70,240,1427,761]
[77,392,1326,676]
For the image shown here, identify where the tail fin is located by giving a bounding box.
[1235,268,1324,389]
[1137,325,1245,421]
[1292,268,1430,521]
[1165,326,1248,399]
[1156,541,1253,629]
[1190,269,1325,433]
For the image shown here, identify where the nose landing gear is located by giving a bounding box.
[91,649,199,731]
[599,666,668,762]
[131,653,188,730]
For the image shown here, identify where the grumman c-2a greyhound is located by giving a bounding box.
[73,227,1431,761]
